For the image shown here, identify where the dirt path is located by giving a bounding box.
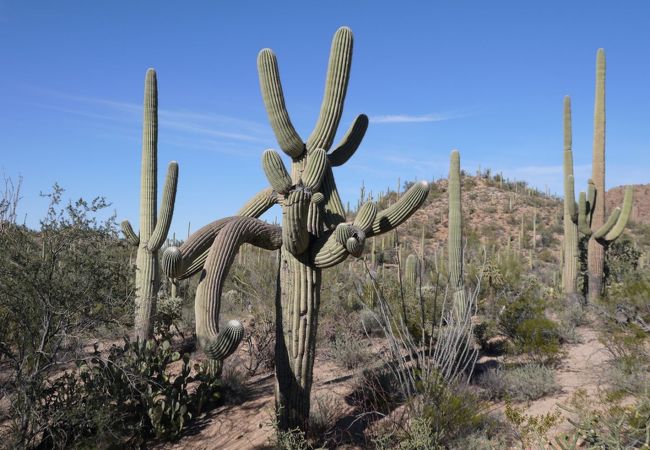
[524,326,609,433]
[158,359,356,450]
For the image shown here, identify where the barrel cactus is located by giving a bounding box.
[121,69,179,341]
[162,27,429,431]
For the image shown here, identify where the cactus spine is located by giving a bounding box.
[121,69,179,341]
[448,150,466,318]
[162,28,428,432]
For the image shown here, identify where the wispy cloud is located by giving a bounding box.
[369,112,462,124]
[30,89,272,148]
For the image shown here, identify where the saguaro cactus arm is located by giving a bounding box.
[595,185,633,242]
[194,217,282,361]
[328,114,368,167]
[306,27,353,152]
[257,49,304,158]
[147,161,179,251]
[121,220,139,246]
[367,181,430,237]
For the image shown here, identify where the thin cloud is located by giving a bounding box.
[30,89,271,145]
[369,112,461,124]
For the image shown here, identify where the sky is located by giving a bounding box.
[1,1,649,237]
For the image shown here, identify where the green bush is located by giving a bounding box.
[7,338,222,448]
[514,318,562,365]
[478,364,560,401]
[498,294,545,339]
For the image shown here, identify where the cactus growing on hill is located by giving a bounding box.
[562,96,579,294]
[121,69,179,341]
[162,27,429,431]
[448,150,466,318]
[561,50,633,299]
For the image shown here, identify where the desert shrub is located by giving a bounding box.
[154,295,186,341]
[7,338,221,448]
[504,401,561,449]
[605,238,641,286]
[498,293,545,339]
[329,328,372,370]
[513,318,562,364]
[241,309,275,376]
[561,389,650,449]
[478,364,560,401]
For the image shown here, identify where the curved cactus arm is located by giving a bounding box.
[312,223,366,268]
[147,161,179,251]
[602,186,633,242]
[120,220,140,246]
[306,27,354,153]
[593,207,621,240]
[195,217,281,361]
[328,114,368,167]
[367,181,429,237]
[353,201,377,232]
[162,217,238,280]
[257,49,304,158]
[578,192,593,236]
[163,189,280,280]
[262,149,292,194]
[302,148,327,191]
[237,187,279,217]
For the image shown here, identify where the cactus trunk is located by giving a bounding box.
[562,96,579,294]
[275,252,321,430]
[122,69,179,341]
[587,49,607,301]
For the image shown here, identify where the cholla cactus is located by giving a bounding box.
[121,69,179,341]
[561,50,633,299]
[162,27,428,431]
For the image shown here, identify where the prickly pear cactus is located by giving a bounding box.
[162,27,429,431]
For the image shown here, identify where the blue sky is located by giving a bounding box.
[1,1,649,236]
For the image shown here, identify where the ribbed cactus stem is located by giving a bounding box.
[121,69,179,341]
[587,49,607,300]
[562,96,579,294]
[405,253,418,286]
[448,150,466,319]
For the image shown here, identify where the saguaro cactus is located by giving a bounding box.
[448,150,466,318]
[562,50,633,300]
[562,96,579,294]
[405,253,419,287]
[161,27,428,431]
[122,69,179,341]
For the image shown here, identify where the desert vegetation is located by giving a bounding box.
[1,25,649,450]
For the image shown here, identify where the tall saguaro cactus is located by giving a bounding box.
[562,96,579,294]
[161,28,429,431]
[121,69,179,341]
[448,150,466,318]
[561,50,633,299]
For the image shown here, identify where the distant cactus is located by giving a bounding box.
[405,253,418,286]
[561,50,633,299]
[121,69,178,341]
[161,27,428,432]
